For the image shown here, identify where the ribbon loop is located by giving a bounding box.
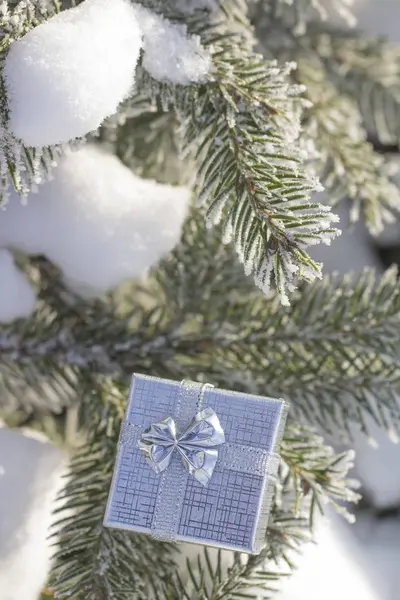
[139,407,225,486]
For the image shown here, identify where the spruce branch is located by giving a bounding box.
[280,422,359,526]
[102,107,189,185]
[297,57,400,234]
[0,0,67,203]
[253,11,400,234]
[155,216,400,439]
[2,218,400,440]
[311,28,400,148]
[127,1,340,304]
[204,265,400,440]
[252,0,357,32]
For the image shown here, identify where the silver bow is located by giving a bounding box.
[139,408,225,487]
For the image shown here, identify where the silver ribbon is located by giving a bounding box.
[151,380,212,540]
[139,408,225,487]
[120,423,279,478]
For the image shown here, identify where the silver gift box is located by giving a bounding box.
[104,374,288,554]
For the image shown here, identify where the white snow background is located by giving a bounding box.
[1,0,400,598]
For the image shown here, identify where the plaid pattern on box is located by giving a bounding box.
[104,374,288,553]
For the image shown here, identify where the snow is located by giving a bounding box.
[0,248,36,323]
[275,513,380,600]
[0,425,66,600]
[4,0,142,147]
[134,5,211,84]
[0,144,191,296]
[353,511,400,600]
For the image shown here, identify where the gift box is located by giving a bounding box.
[104,374,288,554]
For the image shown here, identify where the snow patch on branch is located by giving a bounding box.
[134,5,211,84]
[0,145,190,297]
[0,249,36,323]
[3,0,210,149]
[4,0,142,147]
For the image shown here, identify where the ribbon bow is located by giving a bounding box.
[139,408,225,487]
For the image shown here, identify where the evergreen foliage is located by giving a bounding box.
[0,0,67,201]
[1,0,400,598]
